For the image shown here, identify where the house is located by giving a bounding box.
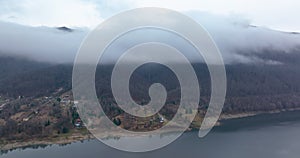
[18,96,24,99]
[160,116,164,123]
[23,118,30,122]
[61,99,70,104]
[74,118,82,127]
[63,95,70,99]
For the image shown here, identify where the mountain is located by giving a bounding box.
[1,20,300,115]
[56,26,73,32]
[0,56,51,82]
[1,50,300,114]
[0,57,71,97]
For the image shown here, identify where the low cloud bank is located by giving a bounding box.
[0,21,87,63]
[0,12,300,64]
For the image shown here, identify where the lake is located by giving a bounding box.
[2,111,300,158]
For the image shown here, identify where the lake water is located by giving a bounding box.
[2,111,300,158]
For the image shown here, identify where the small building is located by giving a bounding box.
[63,95,70,99]
[74,118,82,127]
[23,118,30,122]
[160,117,164,123]
[18,96,24,99]
[61,99,71,104]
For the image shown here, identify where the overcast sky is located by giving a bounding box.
[0,0,299,32]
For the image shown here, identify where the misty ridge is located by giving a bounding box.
[0,11,300,65]
[1,11,300,130]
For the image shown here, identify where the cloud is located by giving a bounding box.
[0,12,300,65]
[187,12,300,63]
[0,0,103,28]
[0,21,87,63]
[134,0,300,32]
[1,0,300,32]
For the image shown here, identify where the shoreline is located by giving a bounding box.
[2,108,300,152]
[0,131,94,152]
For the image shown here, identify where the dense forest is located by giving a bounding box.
[1,55,300,112]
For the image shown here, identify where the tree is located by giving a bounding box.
[62,127,69,133]
[113,118,121,126]
[44,120,51,127]
[57,98,61,102]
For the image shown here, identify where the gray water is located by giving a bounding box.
[2,111,300,158]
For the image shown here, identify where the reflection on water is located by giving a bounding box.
[2,111,300,158]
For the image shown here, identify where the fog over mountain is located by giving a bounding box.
[0,12,300,64]
[0,21,87,64]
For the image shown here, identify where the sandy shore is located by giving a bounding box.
[220,107,300,120]
[2,109,300,152]
[0,132,94,151]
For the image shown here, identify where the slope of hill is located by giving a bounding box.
[1,51,300,113]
